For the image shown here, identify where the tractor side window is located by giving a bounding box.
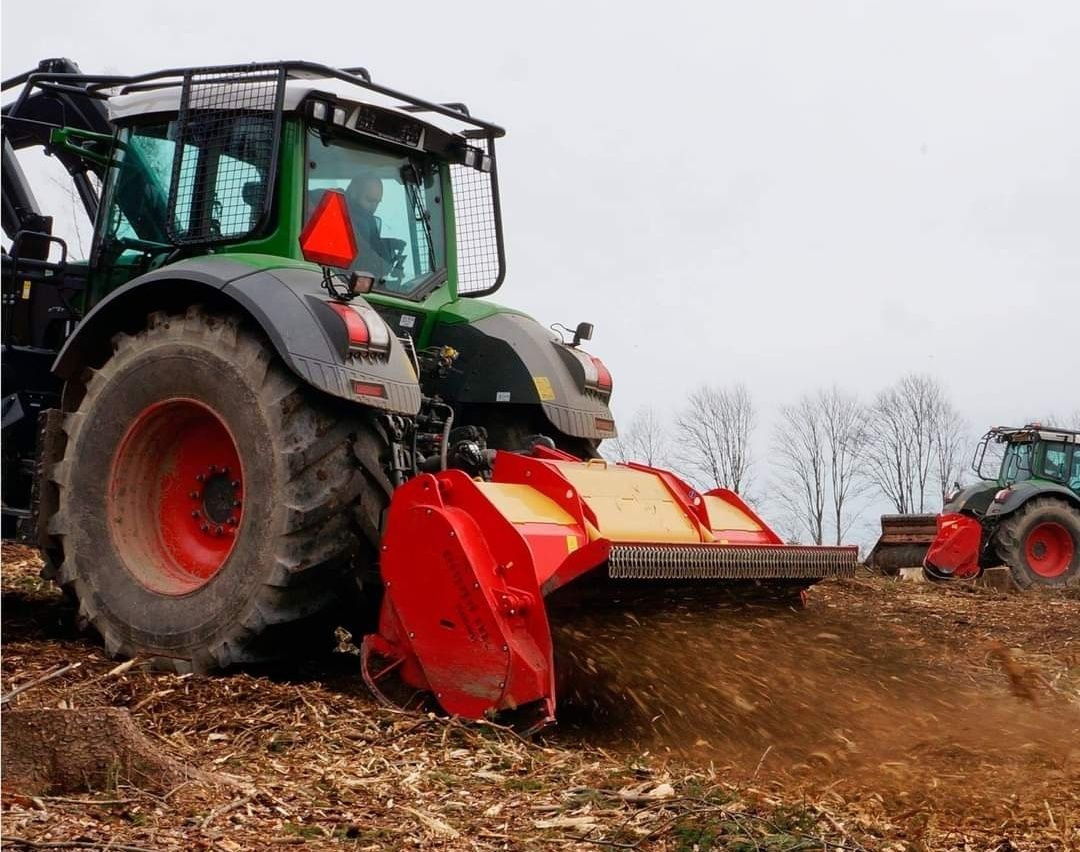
[103,120,269,249]
[1070,448,1080,491]
[102,125,180,249]
[306,133,445,298]
[1040,442,1070,483]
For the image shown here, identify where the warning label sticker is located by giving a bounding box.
[533,376,556,401]
[496,391,511,402]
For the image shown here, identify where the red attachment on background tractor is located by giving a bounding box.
[923,513,983,580]
[361,450,857,728]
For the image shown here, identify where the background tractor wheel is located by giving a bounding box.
[994,497,1080,589]
[47,307,391,671]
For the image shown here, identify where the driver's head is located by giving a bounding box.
[347,175,383,215]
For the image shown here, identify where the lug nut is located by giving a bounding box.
[196,474,205,482]
[200,523,209,532]
[215,526,223,536]
[228,517,238,526]
[209,465,216,473]
[189,491,199,499]
[233,500,241,508]
[191,510,200,518]
[231,480,240,488]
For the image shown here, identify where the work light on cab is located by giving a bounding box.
[299,190,357,269]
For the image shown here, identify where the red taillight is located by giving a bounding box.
[590,356,613,392]
[326,300,392,355]
[565,347,614,396]
[328,301,370,347]
[300,191,357,268]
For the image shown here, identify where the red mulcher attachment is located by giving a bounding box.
[923,513,984,580]
[361,447,857,728]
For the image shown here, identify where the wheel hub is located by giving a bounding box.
[108,398,245,595]
[192,467,241,531]
[1024,521,1074,579]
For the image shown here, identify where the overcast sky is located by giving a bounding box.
[4,1,1078,540]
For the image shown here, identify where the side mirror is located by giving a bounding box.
[572,322,593,347]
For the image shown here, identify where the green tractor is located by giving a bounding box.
[2,61,854,718]
[2,60,617,669]
[923,424,1080,587]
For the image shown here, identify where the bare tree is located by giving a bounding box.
[676,384,755,495]
[865,374,963,513]
[819,387,872,543]
[772,387,870,545]
[932,401,967,504]
[772,397,827,544]
[605,406,671,467]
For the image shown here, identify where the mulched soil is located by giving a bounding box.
[2,542,1077,851]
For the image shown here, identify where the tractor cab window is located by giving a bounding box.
[1038,441,1071,483]
[999,442,1033,485]
[306,134,445,298]
[100,122,270,255]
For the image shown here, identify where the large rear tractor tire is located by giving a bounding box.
[46,308,392,671]
[994,498,1080,589]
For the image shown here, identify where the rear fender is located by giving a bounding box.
[53,257,421,415]
[943,481,998,515]
[428,312,616,441]
[984,482,1080,519]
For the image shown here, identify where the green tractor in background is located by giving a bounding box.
[923,424,1080,587]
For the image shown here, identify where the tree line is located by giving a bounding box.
[605,374,1080,546]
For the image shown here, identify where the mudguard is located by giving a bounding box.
[53,257,421,415]
[428,312,616,440]
[942,481,998,516]
[984,481,1080,519]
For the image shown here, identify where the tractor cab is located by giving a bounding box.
[83,66,505,317]
[974,425,1080,491]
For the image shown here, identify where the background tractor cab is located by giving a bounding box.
[924,425,1080,587]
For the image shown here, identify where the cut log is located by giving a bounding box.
[1,707,193,795]
[977,566,1016,593]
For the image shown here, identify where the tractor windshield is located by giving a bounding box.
[306,134,445,298]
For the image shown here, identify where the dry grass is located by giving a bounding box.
[2,543,1078,851]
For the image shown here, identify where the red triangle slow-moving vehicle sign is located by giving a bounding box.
[299,190,358,268]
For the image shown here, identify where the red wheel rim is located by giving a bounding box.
[1023,521,1075,579]
[108,398,244,595]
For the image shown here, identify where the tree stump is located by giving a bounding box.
[1,707,192,795]
[977,566,1016,593]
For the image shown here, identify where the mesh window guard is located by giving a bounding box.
[450,137,505,296]
[166,65,285,246]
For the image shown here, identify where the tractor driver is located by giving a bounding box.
[345,175,404,281]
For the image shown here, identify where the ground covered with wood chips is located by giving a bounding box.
[2,543,1077,851]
